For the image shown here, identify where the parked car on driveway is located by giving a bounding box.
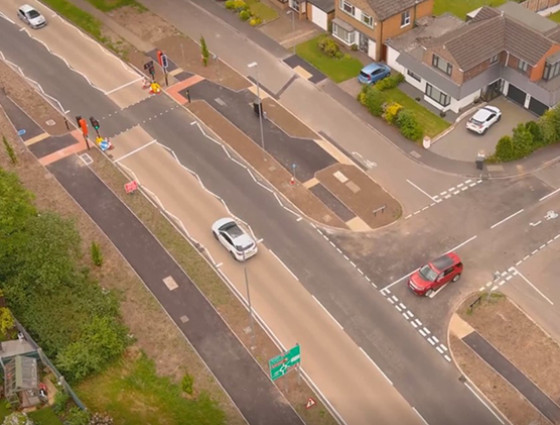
[408,252,463,297]
[212,217,258,261]
[466,105,501,135]
[358,62,390,85]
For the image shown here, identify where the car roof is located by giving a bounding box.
[19,4,36,12]
[430,253,460,271]
[361,62,386,72]
[472,106,499,121]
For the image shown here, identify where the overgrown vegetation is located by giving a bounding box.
[489,106,560,162]
[84,0,146,12]
[2,136,17,165]
[200,36,209,67]
[77,353,225,425]
[0,168,128,383]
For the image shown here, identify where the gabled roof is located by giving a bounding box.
[428,5,557,70]
[366,0,422,21]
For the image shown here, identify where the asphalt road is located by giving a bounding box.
[0,4,535,425]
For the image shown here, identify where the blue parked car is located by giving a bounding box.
[358,62,391,85]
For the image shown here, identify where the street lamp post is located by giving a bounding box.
[243,251,256,350]
[247,62,266,159]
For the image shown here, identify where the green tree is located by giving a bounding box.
[200,36,209,66]
[493,135,514,161]
[511,122,534,158]
[56,316,128,382]
[539,105,560,144]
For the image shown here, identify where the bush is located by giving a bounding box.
[239,9,251,20]
[224,0,236,9]
[64,408,90,425]
[225,0,247,10]
[351,44,358,51]
[383,102,403,124]
[396,109,423,141]
[2,136,17,165]
[52,390,69,414]
[375,73,404,91]
[511,122,534,157]
[493,135,515,162]
[0,307,14,336]
[90,242,103,267]
[249,16,262,26]
[182,373,194,395]
[363,87,386,117]
[200,36,209,67]
[318,36,340,58]
[525,121,543,146]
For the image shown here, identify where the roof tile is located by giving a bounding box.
[366,0,420,21]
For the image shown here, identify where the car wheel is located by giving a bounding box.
[212,230,218,240]
[497,114,501,122]
[481,128,487,135]
[230,251,238,261]
[452,273,461,283]
[425,289,434,297]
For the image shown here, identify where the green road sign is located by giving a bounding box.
[269,344,300,381]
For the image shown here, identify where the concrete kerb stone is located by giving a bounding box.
[431,102,488,145]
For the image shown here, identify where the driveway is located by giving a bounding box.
[429,96,536,162]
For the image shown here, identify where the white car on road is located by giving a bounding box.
[212,218,258,261]
[17,4,47,29]
[466,105,501,135]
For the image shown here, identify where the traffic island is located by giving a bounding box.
[449,293,560,425]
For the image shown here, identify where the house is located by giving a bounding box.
[386,1,560,115]
[331,0,434,61]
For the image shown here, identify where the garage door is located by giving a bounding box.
[528,97,548,116]
[507,84,526,106]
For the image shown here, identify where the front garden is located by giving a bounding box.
[224,0,278,26]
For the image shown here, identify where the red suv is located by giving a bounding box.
[408,252,463,296]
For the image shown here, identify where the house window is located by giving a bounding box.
[401,10,411,27]
[490,54,499,64]
[332,22,355,45]
[407,69,421,82]
[432,55,452,75]
[518,60,529,72]
[361,13,373,27]
[340,0,355,16]
[544,61,560,81]
[426,83,450,106]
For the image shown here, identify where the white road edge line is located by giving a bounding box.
[539,187,560,202]
[490,209,524,229]
[383,270,415,290]
[358,347,393,386]
[513,268,554,305]
[269,249,299,282]
[406,179,435,201]
[412,407,429,425]
[113,139,157,162]
[104,76,144,95]
[464,382,505,424]
[312,295,343,330]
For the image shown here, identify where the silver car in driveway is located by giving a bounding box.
[212,217,258,261]
[466,105,502,135]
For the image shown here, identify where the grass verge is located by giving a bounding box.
[384,87,450,138]
[296,36,364,83]
[549,10,560,22]
[433,0,507,20]
[41,0,103,39]
[85,0,146,12]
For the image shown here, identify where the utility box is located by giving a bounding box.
[253,99,263,117]
[476,152,485,170]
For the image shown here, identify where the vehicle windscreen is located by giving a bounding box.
[28,10,40,18]
[359,71,370,79]
[419,264,438,282]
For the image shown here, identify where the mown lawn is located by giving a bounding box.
[296,36,364,83]
[549,10,560,22]
[246,0,278,22]
[28,407,64,425]
[433,0,507,19]
[77,352,225,425]
[384,88,450,138]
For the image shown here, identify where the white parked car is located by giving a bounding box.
[212,217,258,261]
[17,4,47,29]
[466,105,501,135]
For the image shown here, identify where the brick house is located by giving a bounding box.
[331,0,434,61]
[386,1,560,115]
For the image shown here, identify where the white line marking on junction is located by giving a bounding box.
[447,235,478,253]
[539,187,560,201]
[313,296,343,330]
[465,382,505,424]
[490,209,524,229]
[513,268,554,305]
[358,347,393,386]
[383,270,415,290]
[114,139,157,162]
[269,250,299,282]
[406,179,435,201]
[104,76,144,94]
